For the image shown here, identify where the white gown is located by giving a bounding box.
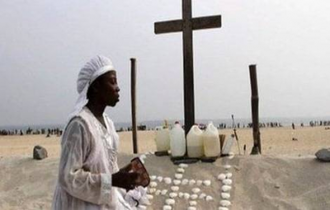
[52,107,132,210]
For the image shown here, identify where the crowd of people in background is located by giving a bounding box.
[0,128,62,136]
[1,120,330,136]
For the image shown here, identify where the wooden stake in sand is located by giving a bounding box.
[131,58,138,154]
[231,114,242,155]
[249,64,261,154]
[154,0,222,136]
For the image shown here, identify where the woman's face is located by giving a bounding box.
[97,71,120,107]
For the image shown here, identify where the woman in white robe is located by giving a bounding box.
[52,56,138,210]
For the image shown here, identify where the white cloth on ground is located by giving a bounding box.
[124,186,150,207]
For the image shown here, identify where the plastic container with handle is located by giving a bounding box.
[170,122,186,157]
[203,122,220,157]
[187,125,204,158]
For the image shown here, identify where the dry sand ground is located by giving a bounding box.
[1,126,330,209]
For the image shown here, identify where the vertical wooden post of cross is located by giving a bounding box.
[249,64,261,154]
[131,58,138,154]
[154,0,222,136]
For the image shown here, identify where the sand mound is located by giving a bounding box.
[0,154,237,210]
[1,154,330,210]
[233,156,330,210]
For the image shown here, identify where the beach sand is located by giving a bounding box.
[0,126,330,209]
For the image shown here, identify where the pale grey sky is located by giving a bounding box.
[1,0,330,127]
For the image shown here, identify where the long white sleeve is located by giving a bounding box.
[58,118,112,205]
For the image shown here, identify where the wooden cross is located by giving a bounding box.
[154,0,222,135]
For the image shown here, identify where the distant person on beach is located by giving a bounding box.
[52,56,140,210]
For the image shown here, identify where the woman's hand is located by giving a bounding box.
[112,165,139,191]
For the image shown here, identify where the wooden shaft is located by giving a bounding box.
[249,64,261,154]
[131,58,138,154]
[182,0,195,136]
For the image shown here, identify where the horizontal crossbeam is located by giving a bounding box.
[192,15,221,30]
[154,15,221,34]
[154,20,183,34]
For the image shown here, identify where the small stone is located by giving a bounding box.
[222,179,232,185]
[225,173,233,179]
[182,179,189,185]
[189,201,197,206]
[275,183,280,189]
[224,165,231,170]
[157,176,163,182]
[316,148,330,162]
[173,180,181,185]
[178,192,184,198]
[218,173,226,181]
[189,179,196,185]
[220,200,231,207]
[203,180,211,186]
[148,188,156,194]
[196,180,203,186]
[190,194,198,200]
[188,207,196,210]
[199,193,206,199]
[169,192,178,198]
[33,145,48,160]
[206,195,213,201]
[165,198,175,205]
[171,186,179,192]
[150,182,157,188]
[222,185,232,192]
[221,193,230,199]
[161,189,168,195]
[218,207,229,210]
[175,173,183,179]
[192,188,200,194]
[150,175,157,181]
[163,205,172,210]
[155,190,161,195]
[177,168,185,173]
[179,163,189,168]
[184,193,190,200]
[164,177,172,184]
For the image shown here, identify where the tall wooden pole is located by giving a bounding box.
[131,58,138,154]
[182,0,195,136]
[249,64,261,154]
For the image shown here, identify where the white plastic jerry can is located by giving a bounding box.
[203,122,220,157]
[222,134,234,156]
[187,125,204,158]
[155,127,170,152]
[170,123,186,157]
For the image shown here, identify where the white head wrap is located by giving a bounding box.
[67,55,115,121]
